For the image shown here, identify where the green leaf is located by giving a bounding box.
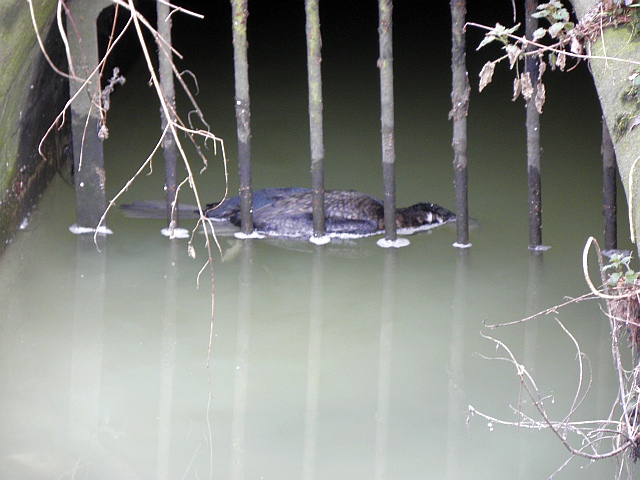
[625,270,639,283]
[548,22,566,39]
[477,23,520,50]
[532,28,547,41]
[552,9,569,22]
[477,35,497,50]
[607,271,623,287]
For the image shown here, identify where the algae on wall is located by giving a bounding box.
[0,0,70,254]
[568,0,640,252]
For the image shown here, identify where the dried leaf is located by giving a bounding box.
[535,82,546,113]
[555,51,566,71]
[521,72,533,101]
[479,61,496,92]
[506,44,521,70]
[512,76,521,101]
[570,37,582,55]
[538,59,547,81]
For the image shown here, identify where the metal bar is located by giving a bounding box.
[156,1,179,233]
[231,0,253,235]
[67,2,112,232]
[525,0,543,249]
[450,0,470,248]
[305,0,326,239]
[378,0,397,242]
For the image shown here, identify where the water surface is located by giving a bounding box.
[0,3,635,479]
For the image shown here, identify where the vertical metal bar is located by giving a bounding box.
[450,0,471,248]
[67,3,111,232]
[602,116,618,250]
[525,0,543,249]
[305,0,326,240]
[231,0,253,235]
[378,0,397,242]
[157,1,179,233]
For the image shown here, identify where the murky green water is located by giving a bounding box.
[0,3,636,479]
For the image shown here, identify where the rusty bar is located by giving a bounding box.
[231,0,253,235]
[525,0,543,249]
[156,0,179,233]
[67,2,112,232]
[305,0,326,241]
[378,0,397,242]
[450,0,471,248]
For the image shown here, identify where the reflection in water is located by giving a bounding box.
[374,250,396,480]
[446,248,468,479]
[302,247,324,480]
[518,251,543,478]
[231,240,253,480]
[70,236,107,475]
[157,240,178,480]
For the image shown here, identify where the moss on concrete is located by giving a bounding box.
[589,25,640,250]
[0,0,70,254]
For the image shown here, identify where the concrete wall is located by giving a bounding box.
[0,0,70,255]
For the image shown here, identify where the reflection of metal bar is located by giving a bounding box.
[303,247,324,479]
[70,236,106,448]
[231,0,253,235]
[375,249,396,479]
[157,241,178,480]
[519,249,542,476]
[231,240,253,479]
[446,248,469,478]
[67,2,111,231]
